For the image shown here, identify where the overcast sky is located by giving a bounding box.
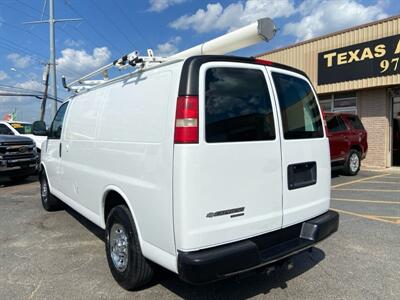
[0,0,398,122]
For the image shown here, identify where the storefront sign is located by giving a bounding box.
[318,34,400,85]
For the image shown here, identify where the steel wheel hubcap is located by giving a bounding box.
[110,224,129,272]
[349,153,359,172]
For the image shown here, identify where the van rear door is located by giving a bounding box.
[268,68,330,227]
[174,62,283,251]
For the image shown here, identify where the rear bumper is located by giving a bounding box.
[178,210,339,284]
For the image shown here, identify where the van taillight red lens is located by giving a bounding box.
[174,96,199,144]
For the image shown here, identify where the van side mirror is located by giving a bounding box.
[32,121,48,136]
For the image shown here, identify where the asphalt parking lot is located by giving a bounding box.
[0,170,399,299]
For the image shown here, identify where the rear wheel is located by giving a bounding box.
[344,150,361,176]
[105,205,154,290]
[40,172,61,211]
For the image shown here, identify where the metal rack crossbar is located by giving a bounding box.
[62,49,166,93]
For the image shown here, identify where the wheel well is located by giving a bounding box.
[39,164,45,177]
[350,145,362,154]
[103,191,128,224]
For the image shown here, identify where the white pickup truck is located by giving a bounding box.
[0,121,47,152]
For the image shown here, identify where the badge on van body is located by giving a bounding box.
[206,207,245,218]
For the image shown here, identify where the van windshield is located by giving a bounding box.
[205,67,275,143]
[272,72,323,139]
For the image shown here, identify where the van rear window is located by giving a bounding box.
[272,72,323,139]
[205,67,275,143]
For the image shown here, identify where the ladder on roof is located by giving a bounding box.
[62,17,276,93]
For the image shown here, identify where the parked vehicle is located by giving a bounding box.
[33,19,338,290]
[0,121,47,152]
[0,134,38,181]
[324,112,368,175]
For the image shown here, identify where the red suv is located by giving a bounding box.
[324,113,368,175]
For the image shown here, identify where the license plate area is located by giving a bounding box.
[287,161,317,190]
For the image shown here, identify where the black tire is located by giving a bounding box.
[105,205,154,290]
[344,149,361,176]
[40,172,61,211]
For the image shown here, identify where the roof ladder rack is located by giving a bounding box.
[62,49,166,92]
[62,17,276,94]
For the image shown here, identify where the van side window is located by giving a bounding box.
[49,102,69,139]
[0,124,13,135]
[272,73,323,139]
[205,67,275,143]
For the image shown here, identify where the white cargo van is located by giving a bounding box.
[33,19,338,290]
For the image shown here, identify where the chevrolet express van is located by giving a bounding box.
[33,55,338,290]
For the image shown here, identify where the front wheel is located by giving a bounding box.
[40,173,61,211]
[105,205,154,290]
[344,150,361,176]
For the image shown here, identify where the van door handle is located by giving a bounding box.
[59,143,62,157]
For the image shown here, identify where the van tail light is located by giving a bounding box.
[174,96,199,144]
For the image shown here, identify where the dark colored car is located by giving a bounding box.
[0,134,38,181]
[324,112,368,175]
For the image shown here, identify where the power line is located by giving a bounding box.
[111,0,152,48]
[0,40,46,63]
[0,84,63,102]
[65,23,101,50]
[88,0,136,49]
[0,83,43,93]
[0,92,63,103]
[15,0,101,51]
[0,2,38,20]
[0,20,48,44]
[0,40,82,79]
[15,0,44,13]
[0,2,84,78]
[8,0,95,51]
[40,0,47,21]
[63,0,125,53]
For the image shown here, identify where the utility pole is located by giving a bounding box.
[40,64,50,121]
[23,0,82,119]
[49,0,57,117]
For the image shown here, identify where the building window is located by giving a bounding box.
[319,92,357,114]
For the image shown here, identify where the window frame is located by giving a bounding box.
[269,68,325,140]
[199,62,279,144]
[48,102,69,140]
